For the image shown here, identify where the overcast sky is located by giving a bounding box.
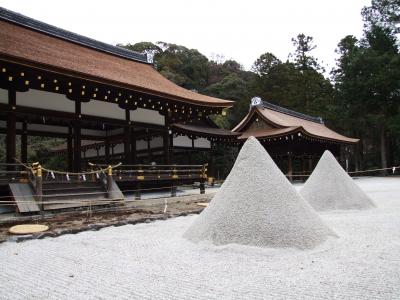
[1,0,371,71]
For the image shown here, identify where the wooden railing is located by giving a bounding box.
[92,163,208,199]
[0,163,28,184]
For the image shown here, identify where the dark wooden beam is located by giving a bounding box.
[73,100,81,172]
[21,120,28,163]
[124,109,132,164]
[163,123,170,164]
[287,153,293,182]
[131,127,137,164]
[105,137,110,164]
[67,125,73,172]
[6,89,16,170]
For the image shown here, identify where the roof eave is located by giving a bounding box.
[0,54,234,108]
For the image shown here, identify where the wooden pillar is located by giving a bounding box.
[67,126,73,172]
[287,153,293,182]
[163,124,170,164]
[105,138,110,164]
[6,89,16,170]
[301,155,306,182]
[308,155,313,173]
[73,100,82,172]
[124,110,132,164]
[131,128,137,164]
[208,141,215,179]
[21,120,28,163]
[147,136,152,162]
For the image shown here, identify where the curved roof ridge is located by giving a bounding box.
[233,105,359,144]
[260,100,324,124]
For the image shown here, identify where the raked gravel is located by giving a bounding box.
[0,177,399,299]
[184,137,335,249]
[301,150,375,211]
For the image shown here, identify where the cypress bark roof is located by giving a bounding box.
[0,7,233,108]
[233,103,359,144]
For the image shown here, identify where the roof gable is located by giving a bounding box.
[233,101,359,144]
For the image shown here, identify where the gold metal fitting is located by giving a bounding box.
[36,165,42,177]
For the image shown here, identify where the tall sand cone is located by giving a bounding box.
[300,150,375,211]
[184,137,336,250]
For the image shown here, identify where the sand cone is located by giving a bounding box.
[301,150,375,211]
[184,137,336,250]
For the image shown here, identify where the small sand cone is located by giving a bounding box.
[301,150,375,211]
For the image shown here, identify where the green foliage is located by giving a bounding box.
[251,53,281,75]
[251,35,333,119]
[109,3,400,172]
[362,0,400,34]
[332,2,400,168]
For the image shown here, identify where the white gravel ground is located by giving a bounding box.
[0,177,400,299]
[184,137,335,249]
[301,151,375,211]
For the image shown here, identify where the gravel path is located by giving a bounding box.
[0,177,399,299]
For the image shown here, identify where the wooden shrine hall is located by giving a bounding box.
[0,7,237,214]
[233,97,359,179]
[0,7,237,171]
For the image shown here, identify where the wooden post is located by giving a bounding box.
[135,182,141,200]
[6,89,16,171]
[171,167,178,197]
[67,126,73,172]
[171,184,177,197]
[124,110,132,164]
[35,164,43,211]
[287,153,293,182]
[105,138,110,164]
[135,167,143,200]
[147,136,152,162]
[308,155,313,173]
[208,142,215,181]
[107,165,113,199]
[21,120,28,163]
[200,164,206,194]
[131,126,137,164]
[163,128,170,164]
[73,101,82,172]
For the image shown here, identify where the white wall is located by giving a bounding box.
[82,99,125,120]
[131,108,165,125]
[173,135,192,148]
[194,138,211,149]
[17,89,75,113]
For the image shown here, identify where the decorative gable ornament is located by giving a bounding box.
[250,96,262,108]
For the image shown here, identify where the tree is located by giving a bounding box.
[290,34,324,72]
[118,42,162,63]
[362,0,400,34]
[333,17,400,171]
[155,43,211,91]
[205,73,253,127]
[251,52,281,75]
